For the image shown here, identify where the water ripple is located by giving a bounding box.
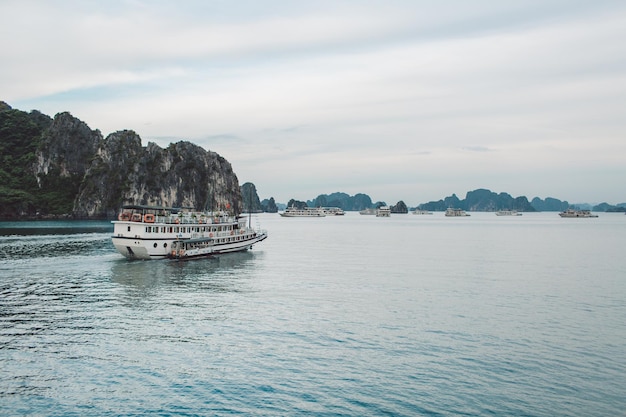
[1,215,626,415]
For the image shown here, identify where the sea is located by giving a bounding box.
[1,212,625,416]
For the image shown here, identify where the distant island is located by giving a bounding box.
[264,189,626,213]
[262,192,409,213]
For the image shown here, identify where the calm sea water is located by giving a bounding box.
[1,213,625,416]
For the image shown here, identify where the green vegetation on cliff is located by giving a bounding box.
[0,103,54,216]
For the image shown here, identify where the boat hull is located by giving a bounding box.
[112,231,267,260]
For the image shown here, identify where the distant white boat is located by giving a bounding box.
[445,208,470,217]
[376,206,391,217]
[558,209,598,218]
[359,208,377,215]
[412,210,433,215]
[495,210,522,216]
[279,206,325,217]
[322,207,345,216]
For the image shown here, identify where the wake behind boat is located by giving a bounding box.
[111,205,267,260]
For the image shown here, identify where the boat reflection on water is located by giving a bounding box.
[110,251,258,300]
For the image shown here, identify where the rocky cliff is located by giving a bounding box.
[74,132,242,218]
[0,102,244,219]
[34,112,102,183]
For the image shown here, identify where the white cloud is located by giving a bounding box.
[2,0,626,204]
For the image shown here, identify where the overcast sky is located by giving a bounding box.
[2,0,625,205]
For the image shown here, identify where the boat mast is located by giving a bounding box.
[248,185,253,228]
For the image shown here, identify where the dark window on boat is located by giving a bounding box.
[127,226,131,232]
[163,243,167,248]
[153,243,157,248]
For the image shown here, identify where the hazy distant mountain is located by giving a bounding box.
[592,202,626,212]
[308,192,376,211]
[277,189,600,213]
[530,197,570,211]
[419,189,536,212]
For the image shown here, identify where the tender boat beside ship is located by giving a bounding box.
[111,205,267,260]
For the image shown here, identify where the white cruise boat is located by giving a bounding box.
[359,208,377,215]
[495,210,522,216]
[111,205,267,260]
[445,208,470,217]
[279,206,326,217]
[412,210,433,215]
[376,206,391,217]
[558,209,598,218]
[322,207,345,215]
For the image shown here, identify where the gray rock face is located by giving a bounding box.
[30,112,241,218]
[2,105,243,219]
[34,112,103,184]
[74,132,242,218]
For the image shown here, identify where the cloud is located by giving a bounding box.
[461,146,492,152]
[2,0,626,204]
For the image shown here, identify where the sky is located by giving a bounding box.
[2,0,626,205]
